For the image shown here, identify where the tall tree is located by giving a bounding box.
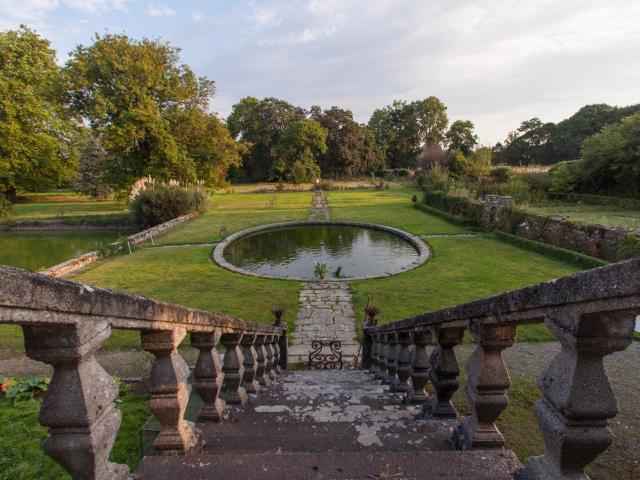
[413,96,448,146]
[65,33,235,191]
[76,133,111,199]
[273,119,327,183]
[445,119,477,155]
[0,26,77,200]
[227,97,303,181]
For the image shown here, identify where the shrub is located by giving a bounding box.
[0,194,13,218]
[316,180,334,191]
[491,166,514,183]
[130,178,207,227]
[395,168,412,177]
[423,164,450,192]
[549,161,578,194]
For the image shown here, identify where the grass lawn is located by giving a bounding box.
[0,391,150,480]
[350,235,581,342]
[154,191,311,245]
[0,246,300,351]
[328,187,469,235]
[524,203,640,229]
[10,191,128,223]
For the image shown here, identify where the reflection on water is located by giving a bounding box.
[0,230,126,271]
[224,225,420,279]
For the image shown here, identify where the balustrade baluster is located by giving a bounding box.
[406,329,432,405]
[393,331,412,392]
[255,334,270,386]
[369,333,380,375]
[385,332,400,388]
[264,334,276,380]
[241,333,260,394]
[221,332,247,405]
[141,328,200,454]
[271,335,282,375]
[518,311,635,479]
[191,331,226,422]
[375,333,389,382]
[23,322,129,479]
[427,326,464,419]
[453,322,517,449]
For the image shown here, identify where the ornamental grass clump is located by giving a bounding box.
[129,176,208,227]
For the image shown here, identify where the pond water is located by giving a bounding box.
[222,224,420,280]
[0,230,126,271]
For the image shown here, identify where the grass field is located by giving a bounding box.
[9,191,128,222]
[524,203,640,229]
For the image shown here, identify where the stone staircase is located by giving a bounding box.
[136,369,519,479]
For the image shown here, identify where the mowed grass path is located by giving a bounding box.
[328,187,467,235]
[11,191,127,221]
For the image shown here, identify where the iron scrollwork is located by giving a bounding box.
[308,340,343,370]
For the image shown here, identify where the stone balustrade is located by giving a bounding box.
[362,257,640,480]
[0,265,287,480]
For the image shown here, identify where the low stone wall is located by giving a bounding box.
[39,213,197,278]
[39,251,101,278]
[423,190,640,262]
[127,213,196,246]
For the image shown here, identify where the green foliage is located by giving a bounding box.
[130,179,207,227]
[0,194,12,218]
[465,147,493,180]
[227,97,304,181]
[309,106,383,177]
[414,202,476,228]
[447,148,468,177]
[333,265,344,278]
[273,119,327,183]
[493,232,609,269]
[578,113,640,198]
[0,26,78,198]
[314,262,328,279]
[369,97,448,169]
[619,232,640,259]
[65,33,238,192]
[446,119,478,155]
[548,162,577,193]
[491,166,514,183]
[75,134,112,199]
[0,376,49,405]
[423,164,450,192]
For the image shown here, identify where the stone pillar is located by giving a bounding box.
[264,335,276,381]
[191,331,226,422]
[241,333,260,394]
[141,328,200,455]
[518,311,635,480]
[375,334,388,382]
[385,332,399,388]
[427,326,464,419]
[406,329,432,405]
[255,334,270,387]
[271,335,282,375]
[221,332,247,405]
[276,329,288,371]
[23,322,129,479]
[393,331,413,393]
[454,322,517,449]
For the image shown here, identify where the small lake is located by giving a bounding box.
[0,230,126,271]
[222,224,421,280]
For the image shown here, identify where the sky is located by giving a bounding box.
[1,0,639,144]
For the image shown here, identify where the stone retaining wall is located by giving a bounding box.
[39,251,101,278]
[126,213,196,246]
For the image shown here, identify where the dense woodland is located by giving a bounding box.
[1,25,639,214]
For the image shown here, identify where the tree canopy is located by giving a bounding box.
[445,120,478,155]
[0,26,77,200]
[65,33,239,191]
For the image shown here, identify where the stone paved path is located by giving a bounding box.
[308,190,329,221]
[289,282,360,363]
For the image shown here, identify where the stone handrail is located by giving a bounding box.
[0,265,287,480]
[361,257,640,480]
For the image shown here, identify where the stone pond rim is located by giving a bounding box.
[212,220,431,281]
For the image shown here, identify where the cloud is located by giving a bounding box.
[191,11,203,23]
[145,2,176,17]
[0,0,58,22]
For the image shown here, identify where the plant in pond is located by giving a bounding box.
[314,262,328,279]
[270,305,287,324]
[333,265,344,278]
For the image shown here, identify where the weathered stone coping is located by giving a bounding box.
[212,221,431,281]
[368,256,640,334]
[39,251,101,278]
[0,264,284,336]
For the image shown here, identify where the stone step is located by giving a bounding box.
[136,450,520,479]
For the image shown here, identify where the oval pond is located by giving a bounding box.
[222,224,422,280]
